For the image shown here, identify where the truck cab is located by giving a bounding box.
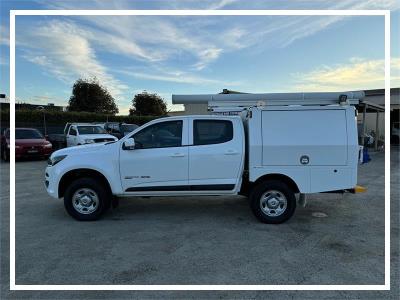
[119,115,245,195]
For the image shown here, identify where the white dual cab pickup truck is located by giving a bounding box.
[65,124,118,147]
[45,104,361,224]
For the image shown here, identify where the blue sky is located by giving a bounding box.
[1,0,399,114]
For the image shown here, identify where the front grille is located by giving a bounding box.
[94,138,115,143]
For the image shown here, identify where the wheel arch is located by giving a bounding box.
[58,168,112,198]
[252,173,300,194]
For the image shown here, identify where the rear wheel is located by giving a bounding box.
[249,180,296,224]
[64,177,111,221]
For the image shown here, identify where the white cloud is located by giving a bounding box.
[117,68,240,86]
[292,57,400,91]
[35,0,399,72]
[207,0,239,10]
[43,0,240,10]
[0,58,8,66]
[0,26,9,46]
[193,48,223,70]
[84,16,224,70]
[40,0,399,10]
[18,20,128,98]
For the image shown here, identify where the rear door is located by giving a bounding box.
[188,118,244,192]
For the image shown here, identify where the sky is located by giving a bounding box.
[0,0,400,114]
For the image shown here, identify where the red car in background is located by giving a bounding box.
[1,128,53,161]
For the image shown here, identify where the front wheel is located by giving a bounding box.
[249,180,296,224]
[64,177,111,221]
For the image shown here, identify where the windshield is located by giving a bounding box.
[121,124,138,132]
[77,126,107,134]
[15,129,43,139]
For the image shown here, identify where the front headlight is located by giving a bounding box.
[84,139,95,144]
[47,155,67,166]
[43,143,52,148]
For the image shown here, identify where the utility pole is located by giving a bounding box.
[37,106,47,136]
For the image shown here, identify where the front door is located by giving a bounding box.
[66,126,77,147]
[120,119,189,193]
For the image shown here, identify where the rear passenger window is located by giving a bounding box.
[193,120,233,145]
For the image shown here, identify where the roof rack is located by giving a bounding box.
[172,91,364,108]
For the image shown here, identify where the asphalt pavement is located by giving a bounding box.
[0,148,398,299]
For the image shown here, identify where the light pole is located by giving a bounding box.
[37,106,47,136]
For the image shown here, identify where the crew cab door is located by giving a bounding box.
[119,119,189,193]
[188,117,244,192]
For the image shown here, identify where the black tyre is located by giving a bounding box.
[1,147,9,162]
[249,180,296,224]
[64,177,111,221]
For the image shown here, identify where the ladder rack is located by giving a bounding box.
[172,91,364,108]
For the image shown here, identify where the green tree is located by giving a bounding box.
[68,78,119,115]
[129,91,167,116]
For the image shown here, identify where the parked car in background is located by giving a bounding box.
[1,128,52,161]
[48,123,118,148]
[392,122,399,144]
[120,123,139,137]
[103,122,139,139]
[65,124,118,147]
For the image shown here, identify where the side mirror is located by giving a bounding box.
[122,137,135,150]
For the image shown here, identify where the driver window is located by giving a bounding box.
[133,120,182,149]
[69,127,77,136]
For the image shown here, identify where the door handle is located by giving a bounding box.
[170,153,185,157]
[224,149,239,155]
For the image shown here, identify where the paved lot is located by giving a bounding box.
[0,148,399,299]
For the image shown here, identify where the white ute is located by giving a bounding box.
[65,124,118,147]
[45,91,365,223]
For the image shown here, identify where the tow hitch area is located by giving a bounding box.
[348,185,367,194]
[322,185,368,194]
